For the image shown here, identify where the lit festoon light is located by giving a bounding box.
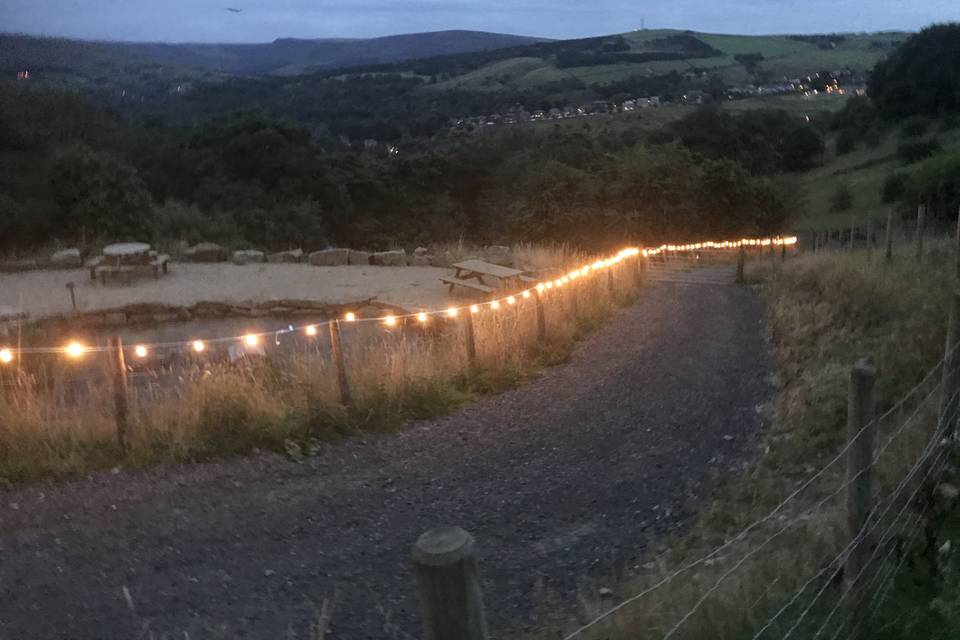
[446,307,458,317]
[0,348,12,364]
[134,344,148,358]
[536,283,546,293]
[490,300,500,310]
[305,324,318,336]
[418,312,429,323]
[344,312,356,322]
[470,304,480,314]
[522,290,531,299]
[506,296,516,305]
[65,341,86,359]
[192,340,206,353]
[244,334,259,347]
[384,315,397,326]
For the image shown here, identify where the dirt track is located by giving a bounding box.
[0,275,770,639]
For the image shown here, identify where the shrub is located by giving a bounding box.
[830,184,854,211]
[898,139,942,164]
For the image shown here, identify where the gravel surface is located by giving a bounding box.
[0,277,770,640]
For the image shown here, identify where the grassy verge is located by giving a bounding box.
[0,249,642,485]
[532,245,958,639]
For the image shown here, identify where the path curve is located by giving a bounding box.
[0,278,770,639]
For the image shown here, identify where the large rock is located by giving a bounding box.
[186,242,226,263]
[410,255,432,266]
[372,249,406,266]
[309,248,349,266]
[484,245,513,266]
[413,246,430,256]
[267,248,304,264]
[232,249,265,265]
[51,248,82,268]
[348,250,372,265]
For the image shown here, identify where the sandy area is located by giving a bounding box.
[0,263,459,319]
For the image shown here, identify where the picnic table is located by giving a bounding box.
[441,259,536,295]
[87,242,170,284]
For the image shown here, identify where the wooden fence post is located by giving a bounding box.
[535,291,546,342]
[885,209,894,262]
[464,311,477,369]
[849,215,856,250]
[780,242,786,263]
[846,359,876,640]
[736,246,745,283]
[632,254,642,285]
[328,320,352,407]
[107,335,129,452]
[865,219,873,261]
[941,291,960,440]
[915,203,925,263]
[413,526,488,640]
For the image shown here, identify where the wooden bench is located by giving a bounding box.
[440,276,495,295]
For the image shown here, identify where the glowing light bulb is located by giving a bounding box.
[344,312,356,322]
[490,300,500,310]
[384,315,397,326]
[536,283,545,293]
[418,312,428,323]
[522,290,531,299]
[65,341,86,358]
[545,282,553,289]
[506,296,516,305]
[470,304,480,314]
[192,340,205,353]
[554,279,563,287]
[305,325,318,336]
[0,348,12,364]
[243,334,259,347]
[134,345,148,358]
[446,307,458,317]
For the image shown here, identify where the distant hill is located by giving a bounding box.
[0,30,551,78]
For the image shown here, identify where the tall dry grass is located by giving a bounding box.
[530,243,956,640]
[0,248,641,484]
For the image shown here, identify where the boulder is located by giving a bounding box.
[348,250,372,265]
[484,245,513,266]
[232,249,265,265]
[372,249,406,266]
[410,255,432,266]
[309,248,349,266]
[186,242,226,263]
[51,248,82,268]
[413,246,430,256]
[267,249,304,264]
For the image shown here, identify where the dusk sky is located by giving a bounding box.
[3,0,960,43]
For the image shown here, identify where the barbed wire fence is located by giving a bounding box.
[407,225,960,640]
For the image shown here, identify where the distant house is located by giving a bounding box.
[531,110,546,121]
[622,99,637,111]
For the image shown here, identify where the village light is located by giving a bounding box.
[65,341,86,359]
[0,348,12,364]
[134,345,148,358]
[192,340,205,353]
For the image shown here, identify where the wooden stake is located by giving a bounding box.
[941,291,960,441]
[108,336,129,452]
[846,359,876,640]
[413,527,488,640]
[885,209,894,262]
[915,203,925,263]
[464,311,477,369]
[328,320,352,407]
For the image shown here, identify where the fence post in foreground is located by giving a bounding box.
[885,209,894,262]
[107,335,129,452]
[464,311,477,369]
[915,203,926,263]
[413,526,488,640]
[736,246,745,283]
[328,319,352,407]
[535,290,547,342]
[941,291,960,440]
[846,359,876,640]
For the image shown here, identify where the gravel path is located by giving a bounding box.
[0,276,770,640]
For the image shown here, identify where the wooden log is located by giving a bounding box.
[328,320,352,407]
[413,526,488,640]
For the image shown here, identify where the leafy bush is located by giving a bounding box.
[898,139,943,164]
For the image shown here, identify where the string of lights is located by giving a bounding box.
[0,235,797,363]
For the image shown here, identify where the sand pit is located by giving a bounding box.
[0,263,462,320]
